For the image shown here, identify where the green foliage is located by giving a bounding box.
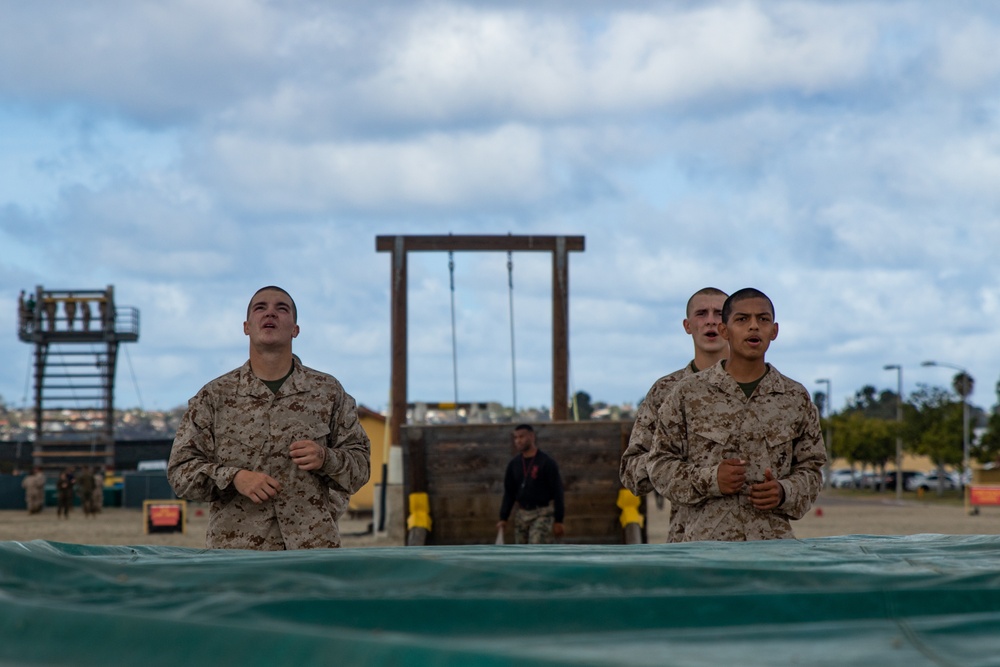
[952,372,974,399]
[829,411,897,468]
[905,384,964,468]
[975,378,1000,465]
[572,391,593,420]
[844,385,898,420]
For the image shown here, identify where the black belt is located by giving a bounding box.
[518,501,550,511]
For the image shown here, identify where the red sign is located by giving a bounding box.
[969,486,1000,506]
[143,500,186,534]
[149,504,182,527]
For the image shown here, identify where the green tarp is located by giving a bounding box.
[1,535,999,666]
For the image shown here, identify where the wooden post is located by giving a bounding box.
[389,236,407,450]
[552,237,569,421]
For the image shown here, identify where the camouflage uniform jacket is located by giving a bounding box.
[168,359,371,550]
[647,362,825,542]
[21,472,46,508]
[620,362,695,497]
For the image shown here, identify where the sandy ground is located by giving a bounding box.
[650,490,1000,542]
[1,490,998,548]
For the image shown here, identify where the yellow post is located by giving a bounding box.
[407,492,432,532]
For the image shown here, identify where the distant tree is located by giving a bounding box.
[905,384,963,493]
[953,372,974,400]
[813,391,827,417]
[572,391,593,420]
[975,378,1000,465]
[830,412,897,486]
[844,385,898,420]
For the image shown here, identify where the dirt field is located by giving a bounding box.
[647,490,1000,542]
[1,490,998,548]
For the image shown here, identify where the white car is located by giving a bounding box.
[828,469,861,488]
[905,471,960,492]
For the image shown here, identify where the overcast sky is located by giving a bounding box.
[2,1,999,418]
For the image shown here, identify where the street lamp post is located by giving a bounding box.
[883,364,903,501]
[815,378,832,487]
[921,360,971,514]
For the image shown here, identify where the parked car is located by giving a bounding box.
[882,470,922,492]
[828,468,861,489]
[905,471,960,492]
[860,471,883,489]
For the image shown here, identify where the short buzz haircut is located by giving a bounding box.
[685,287,728,317]
[514,423,534,432]
[247,286,297,323]
[722,288,774,324]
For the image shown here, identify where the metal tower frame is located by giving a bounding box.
[17,285,139,472]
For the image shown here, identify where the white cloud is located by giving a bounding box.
[198,125,553,214]
[933,17,1000,91]
[2,0,1000,417]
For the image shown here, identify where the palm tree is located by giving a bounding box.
[953,372,974,399]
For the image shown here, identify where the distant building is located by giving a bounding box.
[351,406,387,513]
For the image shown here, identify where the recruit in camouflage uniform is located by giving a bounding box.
[620,287,729,542]
[620,364,694,497]
[647,360,826,541]
[168,285,370,550]
[21,468,46,514]
[169,358,370,549]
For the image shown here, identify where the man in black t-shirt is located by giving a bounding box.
[497,424,565,544]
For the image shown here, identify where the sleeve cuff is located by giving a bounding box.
[708,464,723,497]
[777,479,790,508]
[214,466,242,490]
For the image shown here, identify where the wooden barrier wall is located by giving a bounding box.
[401,421,640,545]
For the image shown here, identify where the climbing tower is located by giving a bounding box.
[16,285,139,472]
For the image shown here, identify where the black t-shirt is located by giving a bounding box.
[499,449,565,522]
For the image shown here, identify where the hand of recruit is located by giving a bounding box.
[233,440,327,504]
[290,439,327,471]
[718,460,785,510]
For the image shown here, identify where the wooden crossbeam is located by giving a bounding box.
[376,234,585,449]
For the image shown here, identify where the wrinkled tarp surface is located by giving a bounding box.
[1,534,999,666]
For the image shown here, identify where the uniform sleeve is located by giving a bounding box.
[317,389,371,495]
[548,457,565,523]
[646,390,723,506]
[167,390,242,502]
[776,397,826,520]
[499,461,517,521]
[620,387,658,496]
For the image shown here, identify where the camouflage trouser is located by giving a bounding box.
[514,504,554,544]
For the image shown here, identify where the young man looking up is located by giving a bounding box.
[620,288,728,503]
[168,286,371,550]
[646,288,826,542]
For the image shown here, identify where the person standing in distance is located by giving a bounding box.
[621,287,729,507]
[647,288,825,542]
[497,424,565,544]
[168,286,370,550]
[21,467,46,514]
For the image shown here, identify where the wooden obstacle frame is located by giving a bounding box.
[400,421,644,545]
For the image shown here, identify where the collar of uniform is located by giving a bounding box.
[236,358,308,397]
[279,357,310,396]
[706,361,788,397]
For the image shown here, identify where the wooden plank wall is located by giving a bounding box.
[401,421,640,545]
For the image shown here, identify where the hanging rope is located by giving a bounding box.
[21,349,32,408]
[448,250,459,407]
[124,344,145,411]
[507,250,518,415]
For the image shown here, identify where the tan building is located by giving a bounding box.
[350,406,387,513]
